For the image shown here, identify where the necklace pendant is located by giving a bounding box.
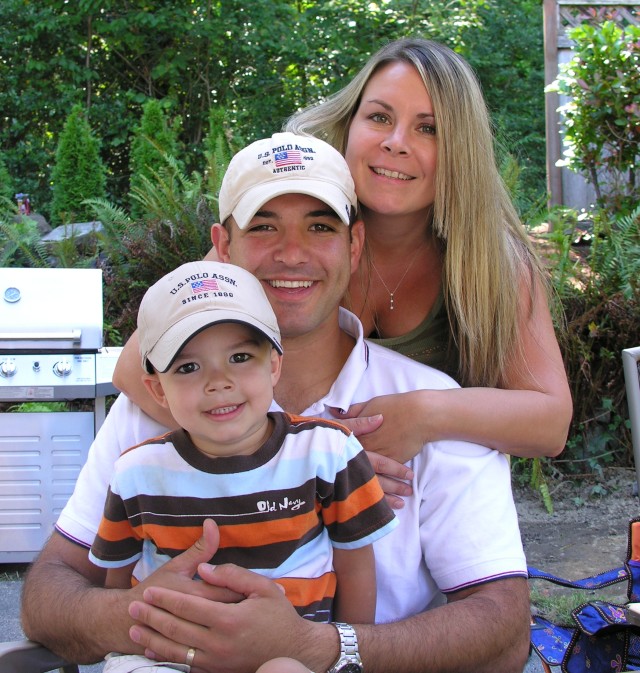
[389,293,395,310]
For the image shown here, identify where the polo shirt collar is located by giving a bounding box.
[270,308,369,417]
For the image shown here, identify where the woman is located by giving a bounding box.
[285,38,572,462]
[114,38,571,494]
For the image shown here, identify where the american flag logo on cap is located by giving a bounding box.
[191,279,219,293]
[274,150,303,168]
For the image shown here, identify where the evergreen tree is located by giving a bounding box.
[50,105,106,225]
[129,99,181,217]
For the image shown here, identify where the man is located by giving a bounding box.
[22,132,530,673]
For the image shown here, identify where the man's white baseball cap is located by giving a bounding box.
[139,261,283,373]
[218,132,357,229]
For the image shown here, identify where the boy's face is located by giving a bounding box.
[143,322,282,458]
[213,193,364,341]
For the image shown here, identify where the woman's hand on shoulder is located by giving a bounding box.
[331,392,431,461]
[329,392,440,508]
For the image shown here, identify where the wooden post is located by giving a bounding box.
[543,0,563,210]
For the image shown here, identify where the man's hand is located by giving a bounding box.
[129,562,336,673]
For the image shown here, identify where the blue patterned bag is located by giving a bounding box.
[528,516,640,672]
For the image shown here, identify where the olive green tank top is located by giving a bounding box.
[367,291,460,381]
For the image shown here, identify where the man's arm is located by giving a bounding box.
[105,563,138,590]
[20,532,135,664]
[332,545,376,624]
[128,564,530,673]
[357,578,531,673]
[21,520,225,665]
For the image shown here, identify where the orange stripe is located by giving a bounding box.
[277,572,337,607]
[323,478,384,526]
[632,521,640,561]
[127,510,322,551]
[98,517,142,542]
[218,509,320,548]
[131,523,203,549]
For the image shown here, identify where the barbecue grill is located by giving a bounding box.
[0,267,120,562]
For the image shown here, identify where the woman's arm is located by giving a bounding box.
[338,276,573,460]
[332,545,376,624]
[112,331,179,428]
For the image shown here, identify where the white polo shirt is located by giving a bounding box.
[56,308,526,624]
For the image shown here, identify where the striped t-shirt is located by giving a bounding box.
[89,411,397,622]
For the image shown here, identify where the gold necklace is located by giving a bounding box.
[371,245,424,311]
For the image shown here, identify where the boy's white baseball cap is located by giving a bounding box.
[218,132,357,229]
[139,261,282,373]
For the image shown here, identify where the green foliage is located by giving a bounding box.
[461,0,547,212]
[512,457,554,513]
[530,458,554,514]
[203,107,239,201]
[89,149,222,341]
[0,153,14,200]
[129,99,182,217]
[7,401,69,412]
[588,207,640,301]
[548,205,640,302]
[0,199,48,267]
[46,226,101,270]
[51,105,106,225]
[543,205,640,475]
[0,0,541,216]
[529,583,627,627]
[549,21,640,215]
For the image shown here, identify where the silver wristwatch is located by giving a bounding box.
[327,622,363,673]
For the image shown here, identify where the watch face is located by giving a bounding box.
[341,666,362,673]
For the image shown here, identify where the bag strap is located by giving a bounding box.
[527,516,640,672]
[528,564,631,590]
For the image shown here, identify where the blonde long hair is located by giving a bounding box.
[285,38,545,388]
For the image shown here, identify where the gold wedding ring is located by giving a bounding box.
[185,647,196,667]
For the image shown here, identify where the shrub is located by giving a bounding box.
[549,21,640,217]
[544,205,640,475]
[50,105,107,225]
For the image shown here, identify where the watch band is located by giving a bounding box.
[327,622,363,673]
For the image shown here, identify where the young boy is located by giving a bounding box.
[89,260,397,673]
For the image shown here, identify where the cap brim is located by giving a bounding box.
[144,309,283,373]
[232,179,353,229]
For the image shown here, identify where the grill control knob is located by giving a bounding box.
[33,361,41,372]
[0,359,16,378]
[53,359,72,377]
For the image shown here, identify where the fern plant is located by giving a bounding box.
[0,203,49,267]
[530,458,554,514]
[589,205,640,301]
[87,151,220,340]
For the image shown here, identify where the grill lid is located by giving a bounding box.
[0,268,103,352]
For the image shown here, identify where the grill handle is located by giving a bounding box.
[0,330,82,342]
